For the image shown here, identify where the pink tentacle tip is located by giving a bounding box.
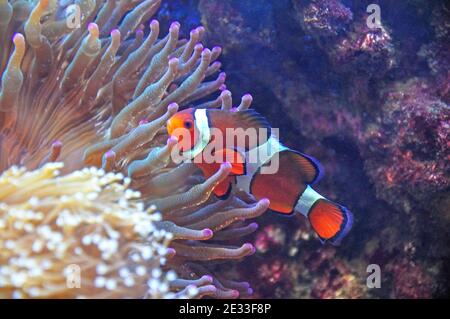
[167,136,178,145]
[13,33,24,43]
[249,222,259,230]
[170,21,180,31]
[88,23,98,32]
[110,29,120,36]
[104,150,115,158]
[190,29,199,37]
[168,57,179,66]
[221,161,232,171]
[201,48,211,56]
[243,93,253,100]
[260,198,271,207]
[219,84,227,91]
[202,275,213,283]
[212,46,222,53]
[167,102,179,113]
[150,20,159,27]
[138,118,148,125]
[221,89,231,97]
[202,228,213,238]
[194,43,204,51]
[247,288,254,295]
[230,290,240,298]
[52,140,62,147]
[244,243,256,255]
[230,107,239,112]
[166,248,176,257]
[135,29,144,36]
[196,26,205,33]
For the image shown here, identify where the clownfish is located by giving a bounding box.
[167,107,353,245]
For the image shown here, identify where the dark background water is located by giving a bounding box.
[156,0,449,298]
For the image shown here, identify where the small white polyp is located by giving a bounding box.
[295,185,324,217]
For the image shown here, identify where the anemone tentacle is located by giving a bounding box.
[0,0,266,299]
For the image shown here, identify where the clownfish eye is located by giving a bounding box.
[183,120,193,129]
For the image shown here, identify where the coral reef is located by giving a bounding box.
[239,217,367,299]
[361,78,449,214]
[295,0,396,77]
[385,256,433,299]
[418,7,450,103]
[0,0,269,298]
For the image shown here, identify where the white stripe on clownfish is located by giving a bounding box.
[235,135,326,218]
[294,185,324,217]
[235,134,288,193]
[180,108,211,160]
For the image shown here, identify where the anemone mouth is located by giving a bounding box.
[0,0,266,299]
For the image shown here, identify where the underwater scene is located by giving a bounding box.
[0,0,448,299]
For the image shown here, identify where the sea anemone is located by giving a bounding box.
[0,0,268,298]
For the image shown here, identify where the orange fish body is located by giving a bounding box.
[167,108,353,245]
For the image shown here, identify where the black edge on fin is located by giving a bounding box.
[215,179,234,200]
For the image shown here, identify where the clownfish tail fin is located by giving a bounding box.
[307,199,353,246]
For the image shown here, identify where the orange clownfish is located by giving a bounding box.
[167,107,353,245]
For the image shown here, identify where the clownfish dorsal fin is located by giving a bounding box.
[206,109,271,150]
[231,109,271,132]
[232,109,271,150]
[207,109,271,132]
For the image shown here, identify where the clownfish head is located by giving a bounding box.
[166,108,199,152]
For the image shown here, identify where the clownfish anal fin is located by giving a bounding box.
[287,151,323,184]
[308,199,353,246]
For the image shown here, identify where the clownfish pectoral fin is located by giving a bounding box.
[213,176,234,200]
[196,161,221,180]
[286,150,323,184]
[214,148,246,176]
[308,199,353,246]
[195,161,235,200]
